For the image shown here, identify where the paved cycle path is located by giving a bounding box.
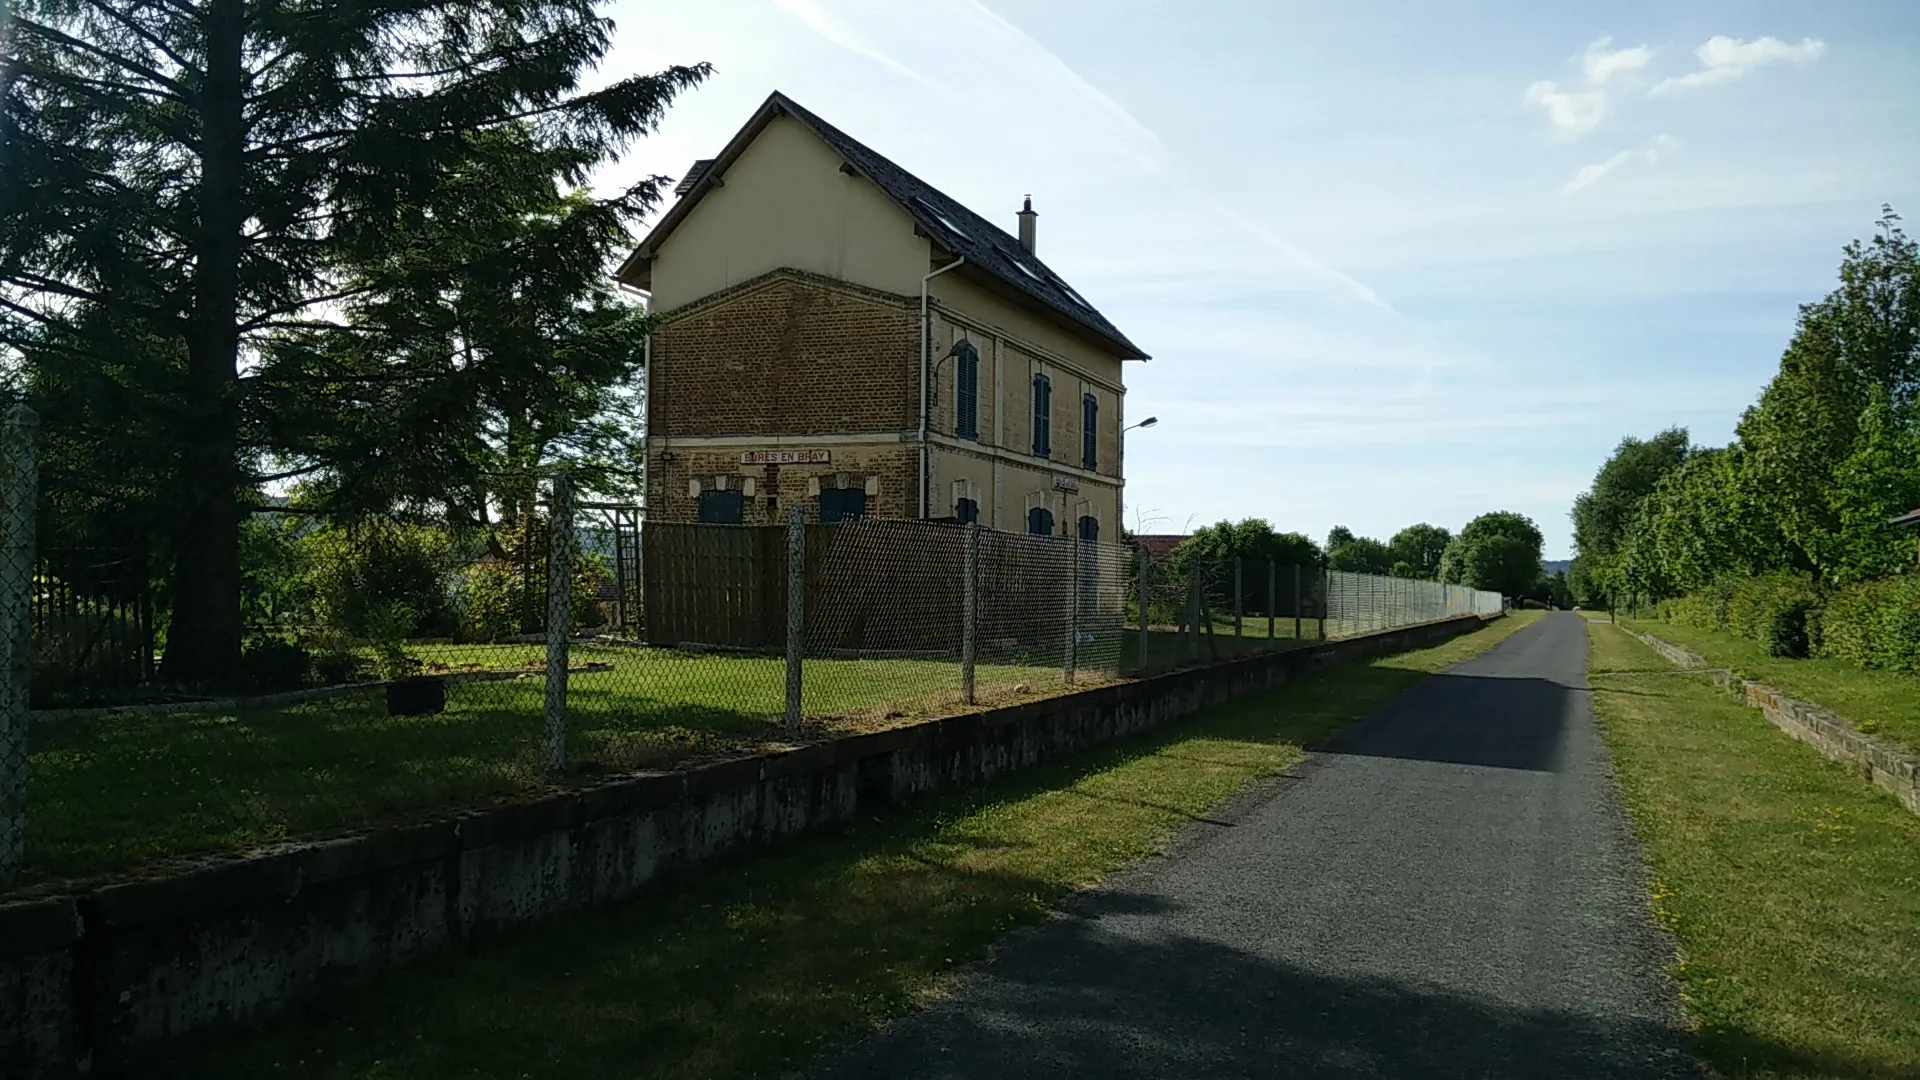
[815,612,1695,1079]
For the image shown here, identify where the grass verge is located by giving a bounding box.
[147,613,1540,1080]
[1621,617,1920,756]
[1587,622,1920,1079]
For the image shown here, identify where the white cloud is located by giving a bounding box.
[1563,134,1680,194]
[1581,37,1654,86]
[1651,36,1827,94]
[1525,81,1606,137]
[1526,37,1652,138]
[766,0,1393,311]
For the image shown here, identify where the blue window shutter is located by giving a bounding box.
[955,342,978,440]
[1082,393,1097,471]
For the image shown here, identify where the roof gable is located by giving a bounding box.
[619,92,1148,361]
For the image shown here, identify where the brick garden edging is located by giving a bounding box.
[1630,628,1920,816]
[0,615,1492,1078]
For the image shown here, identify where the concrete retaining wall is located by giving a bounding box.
[0,616,1489,1077]
[1632,629,1920,815]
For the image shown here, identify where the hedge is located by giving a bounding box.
[1657,571,1920,671]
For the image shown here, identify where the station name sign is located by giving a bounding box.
[740,449,830,465]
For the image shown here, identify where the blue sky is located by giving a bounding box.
[596,0,1920,559]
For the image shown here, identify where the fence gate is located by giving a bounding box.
[581,502,643,634]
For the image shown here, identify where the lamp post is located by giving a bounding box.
[1119,416,1158,536]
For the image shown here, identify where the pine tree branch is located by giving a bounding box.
[249,463,327,484]
[24,64,187,105]
[75,0,199,79]
[237,283,380,331]
[9,17,185,94]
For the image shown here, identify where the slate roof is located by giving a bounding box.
[1890,508,1920,530]
[619,92,1148,361]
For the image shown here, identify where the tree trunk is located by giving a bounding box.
[160,0,246,686]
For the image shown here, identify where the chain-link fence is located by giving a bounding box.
[1,425,1501,888]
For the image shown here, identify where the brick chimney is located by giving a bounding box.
[1016,195,1037,254]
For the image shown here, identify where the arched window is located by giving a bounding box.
[1027,506,1055,535]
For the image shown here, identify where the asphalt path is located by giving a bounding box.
[815,612,1696,1079]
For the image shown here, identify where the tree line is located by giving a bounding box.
[1570,209,1920,605]
[1158,510,1557,603]
[2,0,710,685]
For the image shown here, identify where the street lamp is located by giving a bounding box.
[1119,417,1157,534]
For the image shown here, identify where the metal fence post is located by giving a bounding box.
[962,523,978,704]
[1232,557,1243,643]
[1065,537,1079,685]
[785,504,805,732]
[1318,569,1327,641]
[1186,567,1202,662]
[1266,559,1276,645]
[0,406,37,883]
[1292,564,1303,642]
[543,470,574,774]
[1136,546,1150,672]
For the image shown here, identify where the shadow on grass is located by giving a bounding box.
[23,679,792,881]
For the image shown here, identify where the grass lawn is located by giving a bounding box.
[1587,622,1920,1079]
[144,613,1537,1080]
[23,644,1081,883]
[1622,618,1920,756]
[1122,616,1320,672]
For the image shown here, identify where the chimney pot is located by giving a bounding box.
[1016,195,1037,254]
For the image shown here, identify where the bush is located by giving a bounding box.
[240,636,310,691]
[457,551,608,642]
[304,521,456,639]
[1817,574,1920,673]
[1659,571,1818,658]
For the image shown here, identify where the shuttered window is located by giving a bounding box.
[1032,373,1051,459]
[955,341,979,440]
[1082,393,1098,471]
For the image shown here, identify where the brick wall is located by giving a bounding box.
[650,442,916,525]
[651,270,917,437]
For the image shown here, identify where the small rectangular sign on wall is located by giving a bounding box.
[741,450,830,465]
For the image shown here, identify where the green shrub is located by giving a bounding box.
[240,636,311,691]
[1725,572,1819,658]
[457,552,607,642]
[1817,574,1920,673]
[304,521,456,638]
[1660,572,1819,658]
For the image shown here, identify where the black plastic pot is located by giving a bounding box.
[385,675,447,716]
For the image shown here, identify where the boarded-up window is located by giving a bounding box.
[1032,373,1052,458]
[697,490,744,524]
[819,488,867,523]
[955,341,979,440]
[1081,393,1098,471]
